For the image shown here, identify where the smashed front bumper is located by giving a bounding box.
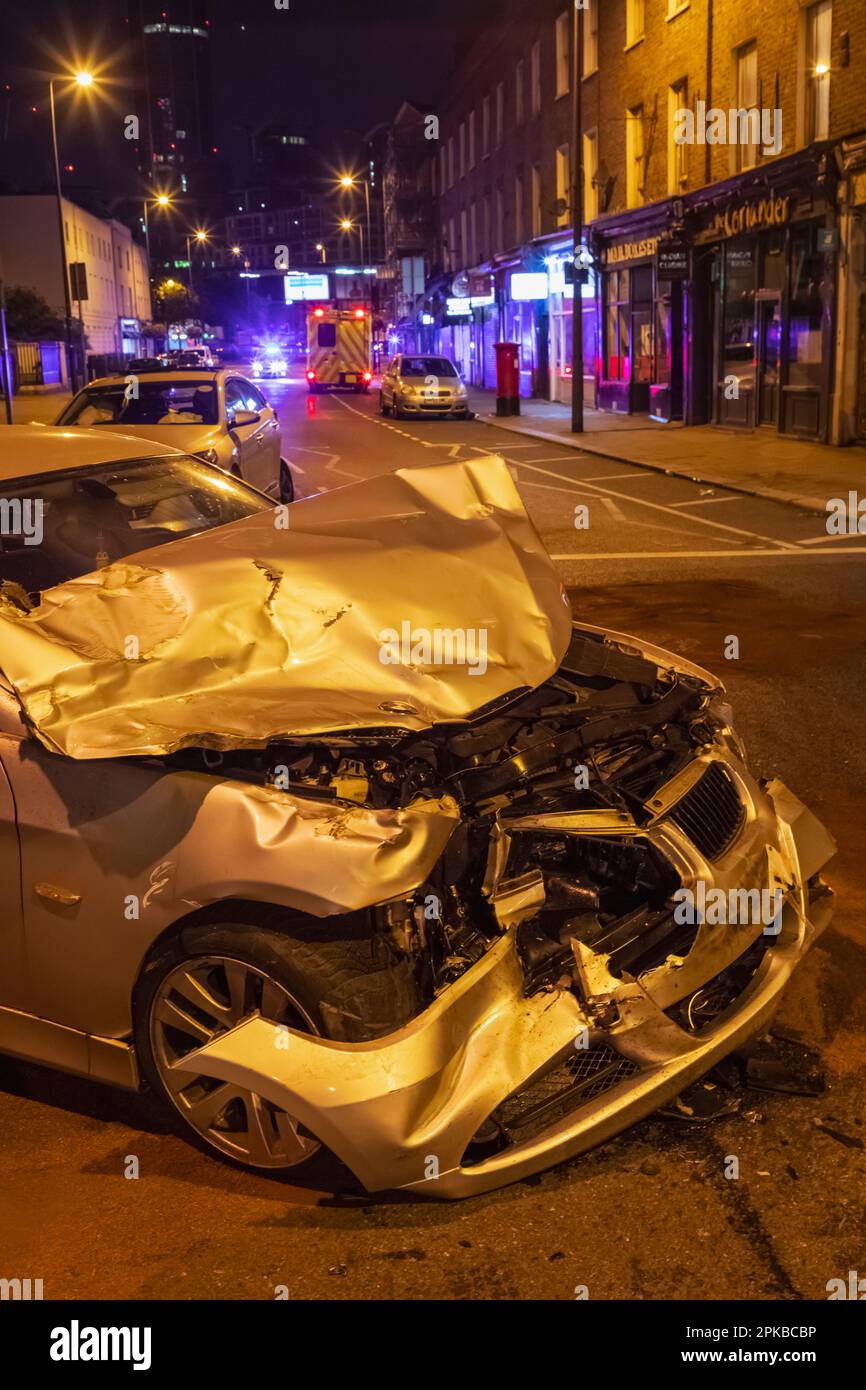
[176,763,835,1199]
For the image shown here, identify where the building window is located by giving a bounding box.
[482,95,491,155]
[448,137,455,187]
[468,110,476,169]
[583,0,599,77]
[788,222,825,388]
[603,269,631,382]
[459,121,466,178]
[470,203,478,263]
[555,12,570,97]
[805,1,832,142]
[668,79,689,192]
[515,174,524,242]
[439,146,447,192]
[531,41,542,115]
[626,106,644,206]
[483,197,491,259]
[515,60,525,125]
[583,129,599,221]
[496,82,505,145]
[627,0,645,46]
[735,41,758,170]
[460,209,468,264]
[556,146,570,226]
[495,188,504,252]
[531,165,542,236]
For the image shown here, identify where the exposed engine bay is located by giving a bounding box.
[157,625,730,1009]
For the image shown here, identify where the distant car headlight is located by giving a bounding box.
[194,448,220,467]
[251,360,262,374]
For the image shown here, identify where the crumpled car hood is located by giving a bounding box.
[0,455,572,759]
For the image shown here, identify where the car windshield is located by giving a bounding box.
[0,454,270,597]
[60,380,220,427]
[400,357,458,378]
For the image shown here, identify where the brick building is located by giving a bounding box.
[428,0,866,444]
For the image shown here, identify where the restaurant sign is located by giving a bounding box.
[604,236,659,266]
[708,195,790,240]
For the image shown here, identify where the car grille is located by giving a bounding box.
[489,1046,639,1146]
[667,761,745,861]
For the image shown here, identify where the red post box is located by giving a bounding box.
[494,341,521,416]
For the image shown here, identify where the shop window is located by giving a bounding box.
[788,225,825,389]
[655,282,672,386]
[603,270,630,382]
[722,239,756,393]
[805,1,832,142]
[631,265,653,384]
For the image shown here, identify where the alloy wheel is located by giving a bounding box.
[150,954,321,1169]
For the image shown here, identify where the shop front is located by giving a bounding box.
[689,155,838,440]
[591,206,686,422]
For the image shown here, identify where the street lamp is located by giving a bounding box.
[340,172,373,268]
[142,191,174,278]
[340,217,364,265]
[185,229,208,294]
[315,242,327,264]
[49,68,96,392]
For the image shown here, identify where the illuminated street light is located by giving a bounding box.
[49,68,99,392]
[338,170,373,272]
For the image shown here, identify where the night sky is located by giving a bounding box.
[0,0,498,198]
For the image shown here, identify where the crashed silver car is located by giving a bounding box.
[0,438,835,1198]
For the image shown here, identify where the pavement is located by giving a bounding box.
[466,386,866,514]
[1,373,864,1300]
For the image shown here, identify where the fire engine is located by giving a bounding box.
[306,306,373,393]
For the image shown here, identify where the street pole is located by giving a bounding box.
[49,79,77,393]
[186,236,195,295]
[142,199,151,268]
[570,1,585,433]
[363,179,372,266]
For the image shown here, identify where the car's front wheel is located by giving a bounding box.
[279,460,294,504]
[133,916,420,1173]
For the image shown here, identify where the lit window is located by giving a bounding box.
[583,0,599,77]
[627,0,645,46]
[805,0,832,141]
[626,106,644,207]
[668,79,689,192]
[735,41,758,170]
[555,12,570,97]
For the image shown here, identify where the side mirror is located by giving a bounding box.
[232,409,260,427]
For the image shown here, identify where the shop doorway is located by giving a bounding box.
[756,292,782,427]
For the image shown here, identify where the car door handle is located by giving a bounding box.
[35,882,82,907]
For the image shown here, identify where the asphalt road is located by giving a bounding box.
[2,371,865,1301]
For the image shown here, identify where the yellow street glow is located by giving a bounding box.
[74,71,94,87]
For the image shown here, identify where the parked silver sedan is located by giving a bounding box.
[56,368,294,502]
[380,354,471,419]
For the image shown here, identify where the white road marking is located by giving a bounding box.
[515,458,798,550]
[580,470,660,481]
[551,547,866,561]
[796,531,865,545]
[668,496,739,507]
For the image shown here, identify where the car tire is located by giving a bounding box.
[379,393,390,417]
[279,460,294,505]
[133,913,421,1173]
